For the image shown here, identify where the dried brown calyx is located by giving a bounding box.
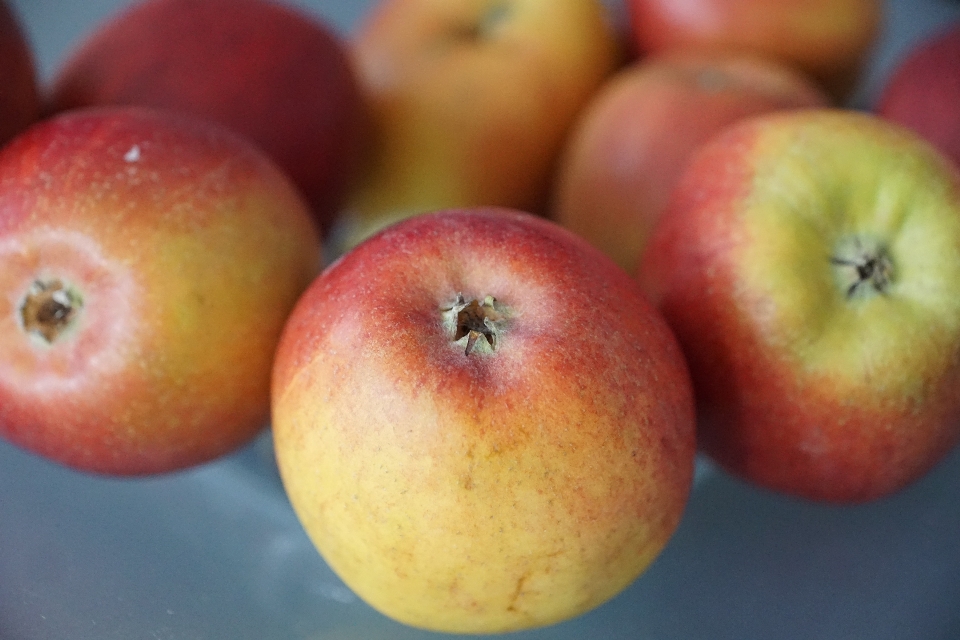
[442,293,509,356]
[19,278,83,343]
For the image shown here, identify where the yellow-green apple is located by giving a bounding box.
[551,50,829,273]
[626,0,882,100]
[0,106,321,475]
[333,0,622,253]
[0,0,39,146]
[638,108,960,503]
[876,23,960,168]
[272,207,695,633]
[46,0,369,233]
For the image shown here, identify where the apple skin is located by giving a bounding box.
[0,106,321,475]
[272,208,696,633]
[0,0,40,147]
[333,0,622,252]
[625,0,882,100]
[46,0,368,233]
[876,23,960,169]
[638,108,960,503]
[551,50,830,273]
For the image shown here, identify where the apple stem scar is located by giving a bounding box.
[830,240,893,298]
[19,278,83,343]
[443,293,507,356]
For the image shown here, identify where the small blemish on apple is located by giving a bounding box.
[19,278,83,343]
[124,144,141,162]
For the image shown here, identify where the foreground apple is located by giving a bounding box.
[0,106,321,475]
[639,108,960,503]
[333,0,621,253]
[47,0,368,232]
[626,0,882,100]
[551,50,829,273]
[273,208,695,633]
[875,23,960,168]
[0,0,40,146]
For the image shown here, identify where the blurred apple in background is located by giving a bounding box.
[45,0,368,233]
[639,108,960,503]
[273,208,696,633]
[332,0,622,254]
[0,106,321,475]
[626,0,882,101]
[875,22,960,168]
[0,0,39,147]
[551,50,829,274]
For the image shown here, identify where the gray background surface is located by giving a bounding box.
[3,0,960,638]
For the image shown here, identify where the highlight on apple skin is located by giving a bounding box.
[272,207,696,634]
[639,108,960,503]
[46,0,369,233]
[0,106,322,475]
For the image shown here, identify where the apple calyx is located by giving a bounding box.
[830,238,894,298]
[442,293,508,356]
[19,278,83,343]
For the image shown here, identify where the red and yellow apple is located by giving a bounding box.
[46,0,368,232]
[333,0,622,253]
[639,108,960,503]
[272,208,696,633]
[0,0,40,147]
[875,22,960,168]
[0,106,321,475]
[551,50,829,273]
[626,0,882,100]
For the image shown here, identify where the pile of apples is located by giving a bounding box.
[2,0,960,634]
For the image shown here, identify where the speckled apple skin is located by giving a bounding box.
[639,109,960,503]
[272,208,696,633]
[0,106,321,475]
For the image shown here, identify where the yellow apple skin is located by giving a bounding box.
[0,107,320,474]
[551,50,829,273]
[273,208,695,633]
[639,109,960,503]
[334,0,621,252]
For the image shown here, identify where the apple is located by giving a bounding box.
[625,0,882,100]
[272,207,696,633]
[875,22,960,169]
[0,106,321,475]
[550,50,829,273]
[0,0,40,147]
[638,108,960,503]
[332,0,622,253]
[46,0,369,233]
